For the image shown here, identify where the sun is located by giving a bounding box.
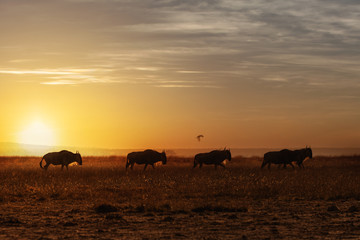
[18,120,56,146]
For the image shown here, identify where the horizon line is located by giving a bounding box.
[2,141,360,150]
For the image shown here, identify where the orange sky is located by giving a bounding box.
[1,0,360,150]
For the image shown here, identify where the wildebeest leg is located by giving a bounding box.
[219,163,226,168]
[193,162,198,168]
[298,162,305,169]
[283,163,287,169]
[44,163,50,170]
[143,164,148,171]
[199,163,203,168]
[151,164,155,169]
[130,163,134,170]
[65,165,69,170]
[261,161,267,169]
[289,162,295,169]
[268,163,271,169]
[61,165,64,170]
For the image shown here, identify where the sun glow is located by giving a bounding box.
[18,120,56,146]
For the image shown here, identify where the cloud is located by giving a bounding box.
[261,77,288,83]
[176,71,205,74]
[8,59,38,63]
[0,69,74,75]
[0,68,114,85]
[1,0,360,91]
[42,80,78,85]
[155,84,222,88]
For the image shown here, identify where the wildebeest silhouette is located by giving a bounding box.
[126,149,167,171]
[292,147,313,168]
[261,147,312,169]
[193,149,231,169]
[40,150,82,170]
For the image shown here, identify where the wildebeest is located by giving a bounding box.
[126,149,167,171]
[40,150,83,170]
[261,149,294,169]
[261,147,312,169]
[193,149,231,169]
[293,147,313,168]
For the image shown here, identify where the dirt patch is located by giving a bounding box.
[191,205,248,213]
[1,199,359,239]
[94,204,118,214]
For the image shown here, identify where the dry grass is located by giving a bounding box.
[0,155,359,206]
[0,155,359,239]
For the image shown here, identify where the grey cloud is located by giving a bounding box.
[1,0,360,92]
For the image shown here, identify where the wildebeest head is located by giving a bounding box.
[305,146,312,159]
[224,148,231,161]
[76,151,83,165]
[161,151,167,165]
[296,147,313,165]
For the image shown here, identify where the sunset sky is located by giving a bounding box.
[1,0,360,150]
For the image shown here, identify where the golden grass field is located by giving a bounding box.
[0,155,359,239]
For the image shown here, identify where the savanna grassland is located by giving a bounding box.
[0,156,359,239]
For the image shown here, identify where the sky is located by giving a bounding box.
[1,0,360,150]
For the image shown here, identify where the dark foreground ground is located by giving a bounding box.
[0,156,359,239]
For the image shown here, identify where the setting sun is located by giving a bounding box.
[18,120,55,146]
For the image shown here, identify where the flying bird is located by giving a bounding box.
[196,135,204,142]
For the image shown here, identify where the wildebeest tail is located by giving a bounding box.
[125,157,130,169]
[193,156,199,168]
[40,157,44,169]
[260,155,268,169]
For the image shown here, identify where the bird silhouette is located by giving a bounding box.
[196,135,204,142]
